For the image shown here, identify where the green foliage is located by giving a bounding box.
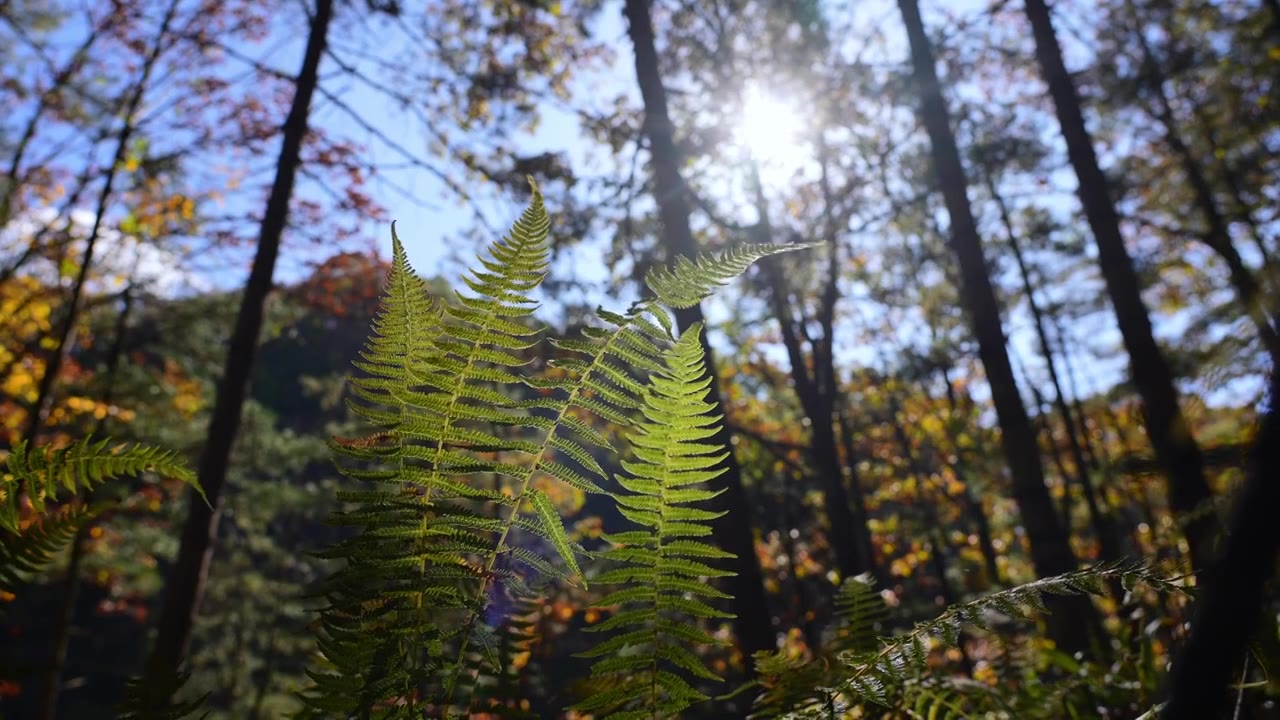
[0,437,197,595]
[301,180,804,716]
[118,668,209,720]
[644,242,819,309]
[750,573,887,718]
[0,503,99,595]
[751,560,1191,718]
[833,559,1188,707]
[1,436,198,532]
[572,324,736,719]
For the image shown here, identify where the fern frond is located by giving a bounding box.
[644,242,820,309]
[305,182,815,716]
[829,573,888,655]
[833,560,1189,708]
[117,668,209,720]
[748,574,888,718]
[462,592,543,718]
[0,504,100,595]
[1,437,198,532]
[572,324,736,719]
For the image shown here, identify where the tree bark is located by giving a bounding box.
[623,0,776,663]
[144,0,334,685]
[984,170,1124,563]
[1022,0,1219,570]
[38,287,136,720]
[897,0,1100,654]
[1163,365,1280,719]
[746,171,873,580]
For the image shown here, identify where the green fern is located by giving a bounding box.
[832,560,1189,711]
[571,324,736,719]
[749,574,887,718]
[644,243,818,309]
[0,503,100,594]
[301,179,810,716]
[1,436,198,532]
[0,437,197,596]
[117,668,209,720]
[461,592,543,718]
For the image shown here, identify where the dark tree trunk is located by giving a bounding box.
[144,0,334,685]
[1022,0,1219,570]
[38,287,136,720]
[747,181,873,580]
[623,0,775,663]
[985,171,1124,562]
[836,404,880,579]
[896,0,1100,653]
[20,0,179,447]
[1163,366,1280,719]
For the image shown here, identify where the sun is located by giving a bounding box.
[734,85,810,181]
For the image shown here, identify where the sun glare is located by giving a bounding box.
[735,85,809,179]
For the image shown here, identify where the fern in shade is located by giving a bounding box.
[832,559,1189,709]
[572,324,737,719]
[0,504,99,595]
[750,574,886,718]
[0,438,197,595]
[117,670,209,720]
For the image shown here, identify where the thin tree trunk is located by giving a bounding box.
[144,0,334,685]
[19,0,180,447]
[623,0,775,662]
[747,169,872,580]
[779,474,820,652]
[886,406,974,674]
[1051,313,1102,471]
[939,366,1003,586]
[836,402,881,579]
[37,286,136,720]
[984,171,1123,562]
[1163,365,1280,719]
[1021,0,1219,570]
[897,0,1099,654]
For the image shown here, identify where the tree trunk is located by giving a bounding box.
[938,366,1003,586]
[896,0,1099,654]
[144,0,334,685]
[836,403,880,579]
[623,0,775,663]
[984,171,1124,562]
[38,286,136,720]
[746,172,873,580]
[1163,365,1280,719]
[1022,0,1218,570]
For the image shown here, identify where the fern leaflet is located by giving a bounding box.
[573,324,736,719]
